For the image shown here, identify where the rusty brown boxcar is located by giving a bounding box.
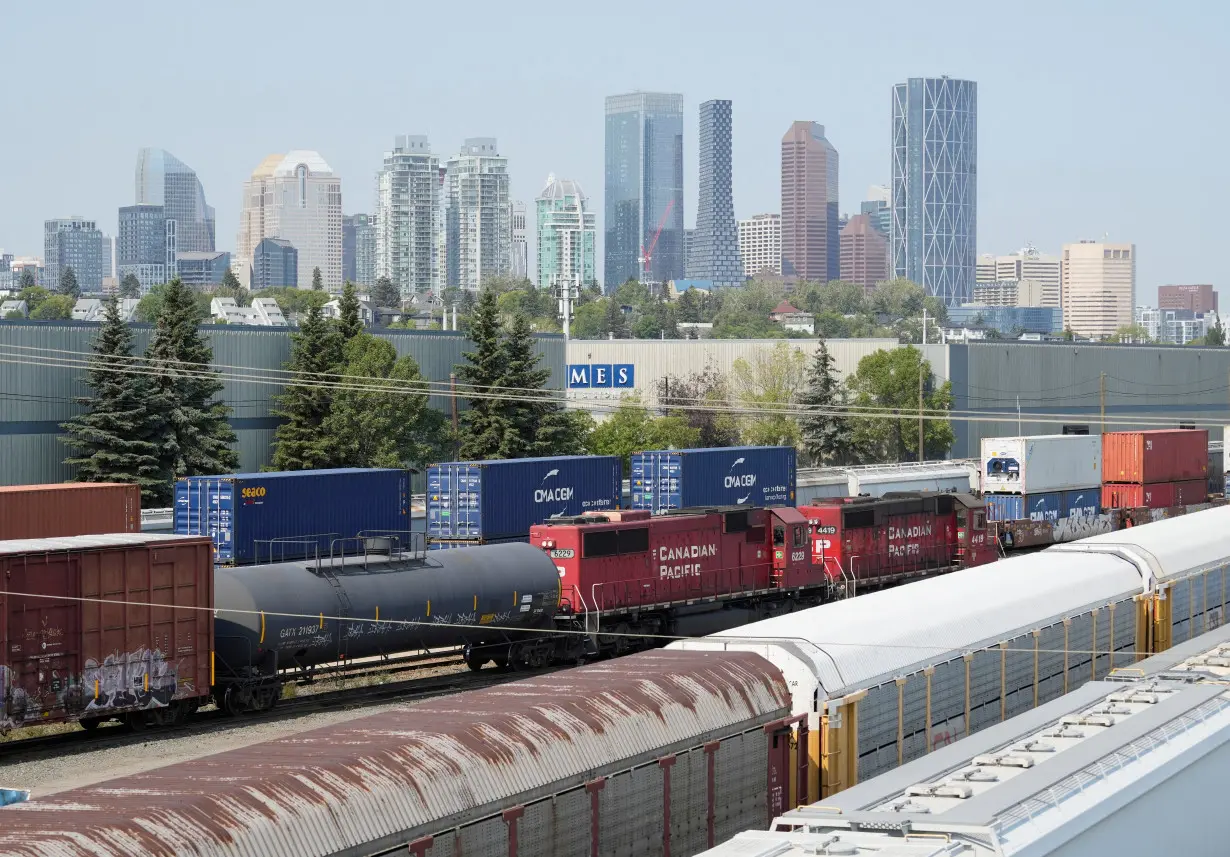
[0,482,140,540]
[0,650,792,857]
[0,533,213,733]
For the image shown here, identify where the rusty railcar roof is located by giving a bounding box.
[0,649,787,857]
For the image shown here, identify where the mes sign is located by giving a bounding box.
[567,364,635,389]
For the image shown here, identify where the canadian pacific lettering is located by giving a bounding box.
[887,521,933,558]
[659,543,716,579]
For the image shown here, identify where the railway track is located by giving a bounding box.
[0,658,550,766]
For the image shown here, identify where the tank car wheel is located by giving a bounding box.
[79,717,103,732]
[223,687,246,717]
[466,657,487,672]
[257,688,280,712]
[125,712,148,731]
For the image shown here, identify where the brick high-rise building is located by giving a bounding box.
[839,214,889,290]
[1159,284,1217,314]
[781,121,838,282]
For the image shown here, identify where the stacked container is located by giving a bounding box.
[175,468,411,564]
[1100,428,1208,510]
[980,434,1103,523]
[630,446,797,513]
[0,482,140,539]
[426,456,621,549]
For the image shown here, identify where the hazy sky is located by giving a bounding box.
[2,0,1226,303]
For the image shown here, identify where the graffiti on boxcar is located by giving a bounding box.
[81,647,179,714]
[1052,515,1115,542]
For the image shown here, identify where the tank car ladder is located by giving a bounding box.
[319,562,355,669]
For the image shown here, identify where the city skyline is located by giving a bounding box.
[2,1,1224,303]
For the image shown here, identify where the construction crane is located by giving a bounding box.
[638,199,675,280]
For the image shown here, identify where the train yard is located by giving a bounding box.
[1,427,1228,856]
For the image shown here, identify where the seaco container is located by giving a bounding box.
[984,492,1063,523]
[1102,429,1209,484]
[980,434,1102,495]
[427,456,621,541]
[1101,479,1207,510]
[0,483,140,540]
[630,446,797,513]
[175,468,410,565]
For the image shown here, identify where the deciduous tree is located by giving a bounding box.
[845,346,954,462]
[590,395,700,475]
[730,342,808,446]
[657,362,739,448]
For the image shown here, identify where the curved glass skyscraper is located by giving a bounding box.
[135,148,216,253]
[890,77,977,305]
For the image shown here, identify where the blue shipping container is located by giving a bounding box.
[984,492,1064,523]
[426,456,621,540]
[175,468,410,565]
[1062,488,1101,519]
[426,536,530,551]
[630,446,797,513]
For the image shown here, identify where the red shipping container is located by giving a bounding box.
[1102,429,1208,484]
[1101,479,1207,510]
[0,483,140,540]
[1,533,213,732]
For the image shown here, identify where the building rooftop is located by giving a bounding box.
[271,150,334,177]
[538,173,587,201]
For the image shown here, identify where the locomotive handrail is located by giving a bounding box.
[588,562,772,614]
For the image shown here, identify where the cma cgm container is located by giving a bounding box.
[980,434,1102,494]
[0,533,214,732]
[1101,479,1207,510]
[0,483,140,540]
[630,446,797,513]
[1102,428,1209,484]
[427,456,621,541]
[175,468,410,565]
[985,488,1102,523]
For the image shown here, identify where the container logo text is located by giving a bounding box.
[241,486,267,499]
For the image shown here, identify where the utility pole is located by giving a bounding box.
[918,354,925,463]
[450,372,459,458]
[1100,372,1106,434]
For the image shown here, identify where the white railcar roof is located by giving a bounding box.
[1049,504,1230,583]
[671,549,1143,699]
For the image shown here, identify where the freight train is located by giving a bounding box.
[8,506,1230,857]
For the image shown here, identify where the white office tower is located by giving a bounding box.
[376,136,440,296]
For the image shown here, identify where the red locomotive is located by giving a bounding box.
[800,491,994,594]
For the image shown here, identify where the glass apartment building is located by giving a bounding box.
[376,136,440,295]
[690,100,743,288]
[891,77,977,305]
[117,204,174,292]
[44,218,107,292]
[445,138,511,292]
[536,175,596,289]
[604,92,684,289]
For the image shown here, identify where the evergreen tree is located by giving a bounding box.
[18,268,36,289]
[270,303,342,470]
[59,266,81,298]
[371,276,401,308]
[455,289,509,459]
[798,338,858,465]
[60,298,174,505]
[144,279,238,478]
[497,312,577,457]
[221,267,242,292]
[337,281,363,341]
[118,274,142,299]
[603,298,629,338]
[311,266,323,291]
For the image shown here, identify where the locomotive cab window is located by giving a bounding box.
[793,526,805,548]
[773,525,785,546]
[723,511,749,533]
[973,510,985,530]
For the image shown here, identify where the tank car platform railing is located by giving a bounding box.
[356,530,427,562]
[254,534,341,567]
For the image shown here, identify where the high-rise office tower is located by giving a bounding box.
[738,214,782,278]
[44,218,107,293]
[604,92,685,289]
[781,121,839,282]
[1061,240,1136,338]
[135,149,215,253]
[235,151,343,291]
[445,138,511,291]
[839,214,890,290]
[861,185,892,237]
[891,76,978,305]
[342,214,360,283]
[536,174,596,289]
[354,214,377,288]
[252,238,299,291]
[511,201,528,280]
[1159,284,1217,314]
[975,247,1061,307]
[690,99,743,287]
[376,136,440,296]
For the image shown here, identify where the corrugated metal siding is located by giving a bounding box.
[566,339,899,416]
[0,649,787,857]
[0,322,563,485]
[953,341,1230,458]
